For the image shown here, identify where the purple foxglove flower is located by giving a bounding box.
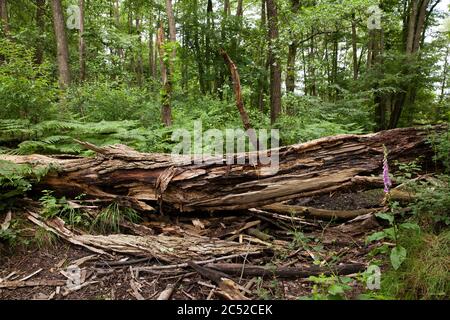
[382,145,392,193]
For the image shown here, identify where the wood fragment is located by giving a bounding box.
[19,268,43,281]
[261,203,381,220]
[188,261,249,300]
[157,283,176,300]
[205,262,367,278]
[26,211,263,263]
[0,279,66,288]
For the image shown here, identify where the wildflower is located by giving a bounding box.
[383,145,392,194]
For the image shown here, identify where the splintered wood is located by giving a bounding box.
[26,211,264,263]
[0,125,444,213]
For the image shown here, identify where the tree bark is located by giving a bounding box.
[256,0,268,112]
[0,0,9,34]
[1,126,444,213]
[35,0,46,65]
[79,0,86,82]
[388,0,432,129]
[266,0,282,124]
[206,262,366,278]
[165,0,177,59]
[157,24,172,126]
[220,49,258,149]
[285,0,301,93]
[51,0,71,88]
[351,13,358,80]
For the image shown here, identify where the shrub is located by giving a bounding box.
[0,39,57,122]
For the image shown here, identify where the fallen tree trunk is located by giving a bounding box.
[205,262,366,278]
[0,126,444,212]
[27,211,264,262]
[261,203,381,220]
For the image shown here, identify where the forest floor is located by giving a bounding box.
[0,188,390,300]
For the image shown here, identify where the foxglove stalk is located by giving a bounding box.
[383,145,392,193]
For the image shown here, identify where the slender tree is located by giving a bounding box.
[51,0,71,88]
[0,0,9,34]
[286,0,300,93]
[79,0,86,82]
[35,0,46,65]
[266,0,282,124]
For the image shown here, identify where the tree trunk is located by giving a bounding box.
[285,0,300,93]
[351,13,358,80]
[165,0,177,59]
[0,0,9,34]
[79,0,86,82]
[236,0,243,17]
[51,0,71,88]
[220,49,258,149]
[266,0,282,124]
[1,126,444,213]
[135,17,144,86]
[439,46,449,104]
[388,0,431,129]
[35,0,46,65]
[256,0,268,112]
[149,29,155,78]
[157,25,172,127]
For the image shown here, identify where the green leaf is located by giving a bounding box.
[399,222,420,231]
[328,284,345,296]
[366,231,386,243]
[390,246,407,270]
[375,212,394,224]
[383,227,396,240]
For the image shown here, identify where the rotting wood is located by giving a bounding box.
[205,262,366,278]
[1,125,445,212]
[187,261,249,300]
[0,279,66,288]
[260,203,381,220]
[26,211,264,263]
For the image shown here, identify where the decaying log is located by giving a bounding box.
[0,279,66,289]
[188,261,249,300]
[205,262,366,278]
[260,203,381,220]
[0,126,444,212]
[26,211,264,263]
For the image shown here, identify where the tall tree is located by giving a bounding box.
[0,0,9,34]
[285,0,300,93]
[165,0,177,59]
[255,0,268,111]
[351,12,358,80]
[388,0,432,128]
[51,0,71,88]
[157,24,172,126]
[35,0,46,65]
[79,0,86,82]
[266,0,282,124]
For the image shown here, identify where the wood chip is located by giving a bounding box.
[19,268,43,281]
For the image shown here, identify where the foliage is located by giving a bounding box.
[40,190,91,229]
[0,160,53,204]
[302,274,354,300]
[379,229,450,299]
[0,39,57,123]
[91,202,140,234]
[429,128,450,173]
[366,173,450,299]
